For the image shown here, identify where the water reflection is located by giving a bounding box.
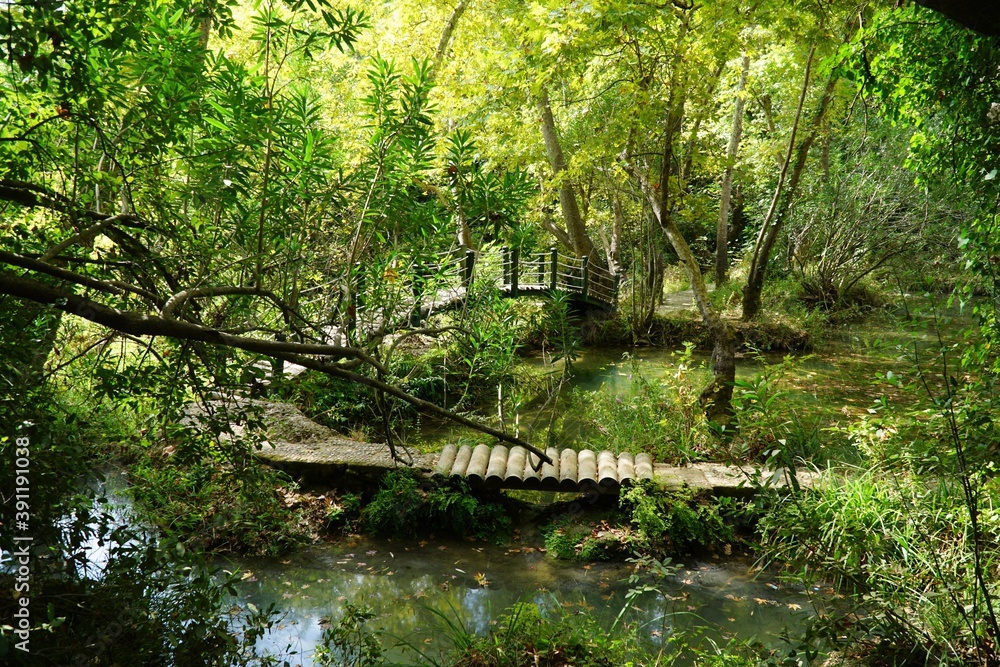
[228,537,815,665]
[419,307,969,451]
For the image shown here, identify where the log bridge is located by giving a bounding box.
[199,400,811,496]
[434,443,653,492]
[254,437,811,497]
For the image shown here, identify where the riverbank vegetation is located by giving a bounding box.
[5,0,1000,664]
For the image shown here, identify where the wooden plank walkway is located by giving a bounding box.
[255,437,813,496]
[186,399,813,496]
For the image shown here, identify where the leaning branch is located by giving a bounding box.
[0,179,146,228]
[0,250,163,306]
[270,349,553,464]
[0,271,554,466]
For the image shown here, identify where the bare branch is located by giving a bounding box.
[0,250,163,306]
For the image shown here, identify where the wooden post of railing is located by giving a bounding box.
[501,246,510,289]
[463,250,475,289]
[410,263,425,327]
[271,332,285,388]
[581,255,589,299]
[510,246,519,297]
[549,246,558,291]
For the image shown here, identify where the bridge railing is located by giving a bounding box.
[294,245,617,337]
[502,246,618,307]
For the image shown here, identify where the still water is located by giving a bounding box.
[419,307,963,451]
[227,536,819,665]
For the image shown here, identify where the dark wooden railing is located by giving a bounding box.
[295,246,618,338]
[499,246,617,308]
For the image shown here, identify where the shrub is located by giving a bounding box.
[361,469,512,541]
[620,481,734,555]
[729,352,826,463]
[314,603,384,667]
[758,466,1000,664]
[129,457,306,555]
[567,347,716,463]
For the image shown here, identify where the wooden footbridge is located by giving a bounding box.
[189,398,812,496]
[244,403,815,496]
[496,247,618,312]
[298,246,618,337]
[434,443,654,492]
[256,435,811,496]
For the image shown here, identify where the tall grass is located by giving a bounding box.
[759,463,1000,664]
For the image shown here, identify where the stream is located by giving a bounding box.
[227,312,958,664]
[419,310,954,451]
[226,537,819,665]
[79,308,963,665]
[84,471,822,665]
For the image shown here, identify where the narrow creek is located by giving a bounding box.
[225,537,818,664]
[420,311,954,451]
[85,470,822,665]
[83,309,962,664]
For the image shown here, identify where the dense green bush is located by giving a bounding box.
[729,353,826,462]
[759,465,1000,664]
[314,603,385,667]
[361,469,512,541]
[541,515,624,562]
[129,458,306,555]
[566,348,716,463]
[620,482,735,555]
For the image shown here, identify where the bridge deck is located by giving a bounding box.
[255,436,813,495]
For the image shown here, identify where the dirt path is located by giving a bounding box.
[655,284,715,317]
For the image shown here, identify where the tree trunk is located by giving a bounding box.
[608,194,623,276]
[454,196,476,249]
[536,87,596,258]
[622,11,735,420]
[432,0,470,71]
[430,0,475,249]
[743,68,837,320]
[716,51,749,286]
[701,318,736,424]
[627,161,735,420]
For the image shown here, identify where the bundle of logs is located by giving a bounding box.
[433,443,654,492]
